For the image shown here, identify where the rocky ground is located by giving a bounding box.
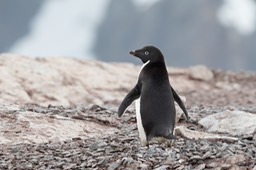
[0,104,255,170]
[0,55,256,169]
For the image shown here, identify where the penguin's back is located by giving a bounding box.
[140,73,176,139]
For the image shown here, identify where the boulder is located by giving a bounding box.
[0,54,193,107]
[0,54,138,106]
[189,65,214,81]
[199,110,256,136]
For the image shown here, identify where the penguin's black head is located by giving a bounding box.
[129,45,164,63]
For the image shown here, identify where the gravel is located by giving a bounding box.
[0,105,255,169]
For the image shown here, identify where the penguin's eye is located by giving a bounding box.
[144,51,149,55]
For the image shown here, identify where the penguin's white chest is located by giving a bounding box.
[135,60,150,146]
[135,98,147,146]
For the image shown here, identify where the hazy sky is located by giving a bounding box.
[10,0,256,58]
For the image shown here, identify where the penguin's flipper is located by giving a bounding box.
[118,82,141,117]
[171,86,189,120]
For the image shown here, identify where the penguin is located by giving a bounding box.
[118,45,189,146]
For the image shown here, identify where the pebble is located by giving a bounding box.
[108,161,121,170]
[139,163,150,170]
[0,105,254,169]
[202,151,212,159]
[154,165,169,170]
[226,154,246,164]
[194,163,206,170]
[207,162,219,168]
[175,165,185,170]
[221,164,231,169]
[189,155,203,161]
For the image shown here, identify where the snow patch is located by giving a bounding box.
[132,0,160,10]
[218,0,256,35]
[10,0,110,58]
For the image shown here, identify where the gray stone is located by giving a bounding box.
[221,164,231,169]
[189,155,202,161]
[194,163,206,170]
[0,54,139,106]
[108,161,121,170]
[139,163,150,170]
[154,165,170,170]
[199,110,256,136]
[189,65,214,81]
[225,154,246,165]
[0,105,117,145]
[175,126,238,142]
[202,151,212,159]
[207,162,219,168]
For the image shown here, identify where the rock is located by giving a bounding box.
[0,54,255,169]
[199,110,256,136]
[206,162,219,168]
[189,65,214,81]
[89,143,99,152]
[194,163,205,170]
[174,126,238,142]
[139,163,150,170]
[154,165,170,170]
[0,54,255,108]
[215,81,241,91]
[0,104,117,145]
[202,151,211,159]
[175,165,185,170]
[221,164,231,169]
[108,161,121,170]
[225,154,247,165]
[0,54,217,108]
[0,54,138,106]
[189,155,202,161]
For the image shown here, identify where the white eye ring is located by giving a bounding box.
[145,51,149,55]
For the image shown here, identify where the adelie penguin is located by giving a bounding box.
[118,45,189,146]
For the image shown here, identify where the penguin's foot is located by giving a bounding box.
[147,135,176,147]
[186,118,198,125]
[141,140,149,147]
[165,134,176,147]
[165,134,176,140]
[167,139,176,147]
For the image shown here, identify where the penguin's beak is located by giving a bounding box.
[130,51,135,55]
[129,50,136,56]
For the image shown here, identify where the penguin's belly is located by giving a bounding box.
[135,97,148,146]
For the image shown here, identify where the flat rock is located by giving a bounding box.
[199,110,256,136]
[0,54,138,106]
[0,54,201,107]
[194,163,206,170]
[189,65,214,81]
[175,126,238,142]
[225,154,247,165]
[0,104,117,144]
[0,54,255,107]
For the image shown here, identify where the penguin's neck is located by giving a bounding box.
[145,61,168,77]
[139,60,150,75]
